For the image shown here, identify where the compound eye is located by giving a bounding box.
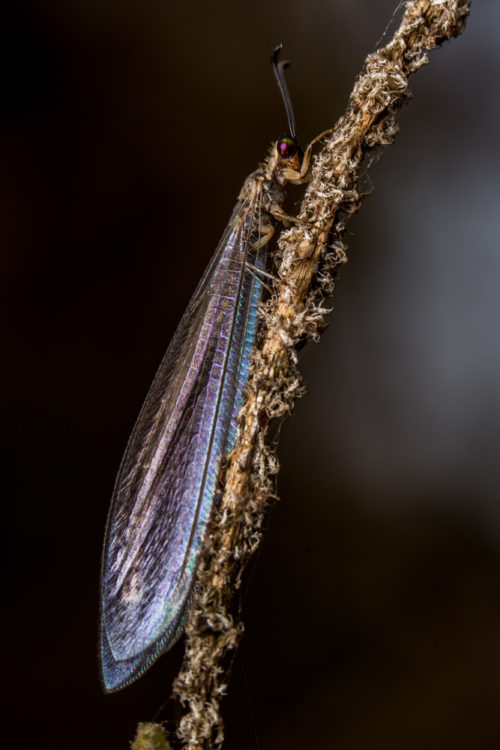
[277,136,298,159]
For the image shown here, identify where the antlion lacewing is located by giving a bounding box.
[100,46,328,691]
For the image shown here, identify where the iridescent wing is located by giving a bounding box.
[100,193,267,691]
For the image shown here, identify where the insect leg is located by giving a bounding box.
[283,128,335,184]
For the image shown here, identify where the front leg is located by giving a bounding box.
[282,128,334,184]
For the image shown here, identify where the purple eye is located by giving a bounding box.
[277,136,298,158]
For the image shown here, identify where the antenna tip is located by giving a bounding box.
[271,44,283,65]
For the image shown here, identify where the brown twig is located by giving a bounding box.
[141,1,470,747]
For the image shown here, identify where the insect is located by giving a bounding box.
[100,46,327,691]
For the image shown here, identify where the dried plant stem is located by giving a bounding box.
[140,1,472,748]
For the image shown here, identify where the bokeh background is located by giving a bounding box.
[4,1,500,748]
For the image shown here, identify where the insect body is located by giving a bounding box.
[100,47,320,692]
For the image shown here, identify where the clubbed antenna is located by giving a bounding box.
[271,44,297,139]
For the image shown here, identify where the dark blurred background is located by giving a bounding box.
[3,0,500,748]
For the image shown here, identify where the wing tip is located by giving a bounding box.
[99,612,188,692]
